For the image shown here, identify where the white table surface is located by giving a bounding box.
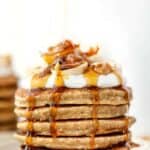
[0,132,18,150]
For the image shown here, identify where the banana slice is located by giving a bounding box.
[62,62,88,75]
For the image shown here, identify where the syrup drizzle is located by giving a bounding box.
[84,69,99,86]
[49,63,64,137]
[49,88,62,137]
[89,87,100,150]
[25,94,36,150]
[122,86,131,146]
[49,87,64,137]
[114,86,131,146]
[124,116,130,146]
[54,63,64,87]
[124,117,129,134]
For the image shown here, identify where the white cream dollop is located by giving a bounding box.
[20,76,32,89]
[64,74,87,88]
[97,73,120,88]
[44,71,122,88]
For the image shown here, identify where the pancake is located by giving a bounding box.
[17,117,135,136]
[15,87,132,107]
[20,142,138,150]
[0,99,14,109]
[0,122,16,131]
[15,105,128,121]
[0,104,14,112]
[0,75,17,87]
[20,146,130,150]
[0,87,16,98]
[15,132,131,149]
[0,111,16,122]
[20,146,129,150]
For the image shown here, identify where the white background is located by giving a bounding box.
[0,0,150,135]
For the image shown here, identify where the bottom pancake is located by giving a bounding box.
[0,119,16,131]
[15,133,130,149]
[0,87,16,98]
[0,99,14,109]
[0,111,16,122]
[0,122,16,131]
[20,142,140,150]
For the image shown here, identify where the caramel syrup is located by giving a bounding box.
[24,95,36,150]
[55,71,64,87]
[124,116,129,145]
[49,63,64,137]
[125,117,129,132]
[115,86,131,144]
[89,87,100,150]
[84,69,99,86]
[54,63,64,87]
[49,87,64,137]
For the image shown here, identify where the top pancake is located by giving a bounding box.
[15,87,132,107]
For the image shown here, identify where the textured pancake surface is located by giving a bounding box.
[20,144,131,150]
[15,105,128,121]
[15,133,130,149]
[21,142,139,150]
[17,117,135,136]
[0,87,16,98]
[0,75,17,131]
[0,111,16,122]
[21,146,131,150]
[0,122,16,130]
[0,75,17,87]
[0,99,14,109]
[15,87,132,107]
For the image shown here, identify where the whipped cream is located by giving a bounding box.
[45,72,121,88]
[97,73,121,88]
[29,65,122,89]
[24,74,121,89]
[63,74,87,88]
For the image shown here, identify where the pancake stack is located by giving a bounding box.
[15,40,137,149]
[0,55,17,130]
